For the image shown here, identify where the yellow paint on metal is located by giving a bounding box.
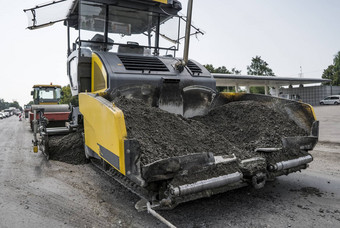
[79,93,127,174]
[304,103,317,121]
[152,0,169,4]
[220,92,245,102]
[33,84,61,88]
[91,53,108,93]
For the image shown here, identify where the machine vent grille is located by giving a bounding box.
[187,60,202,74]
[118,55,169,72]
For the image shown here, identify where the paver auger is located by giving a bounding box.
[25,0,319,210]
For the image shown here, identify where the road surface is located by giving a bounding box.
[0,106,339,227]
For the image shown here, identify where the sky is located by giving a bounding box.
[0,0,340,107]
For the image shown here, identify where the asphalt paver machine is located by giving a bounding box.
[25,0,319,214]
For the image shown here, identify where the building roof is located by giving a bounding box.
[213,74,331,87]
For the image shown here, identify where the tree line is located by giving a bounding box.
[0,99,22,111]
[205,50,340,92]
[204,55,275,76]
[204,55,275,93]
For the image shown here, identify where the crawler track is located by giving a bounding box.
[90,159,151,202]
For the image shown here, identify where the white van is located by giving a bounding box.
[320,95,340,105]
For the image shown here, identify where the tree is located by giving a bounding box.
[204,64,242,75]
[11,101,22,110]
[204,64,242,92]
[204,64,217,73]
[322,51,340,86]
[334,51,340,70]
[247,56,275,94]
[60,85,72,104]
[230,67,242,75]
[0,99,22,111]
[60,85,78,106]
[204,64,229,74]
[0,98,6,110]
[247,56,275,76]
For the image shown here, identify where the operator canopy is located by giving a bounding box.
[24,0,182,33]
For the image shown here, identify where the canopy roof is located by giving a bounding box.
[24,0,181,30]
[213,74,330,87]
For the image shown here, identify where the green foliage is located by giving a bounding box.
[204,64,231,74]
[322,51,340,86]
[60,85,78,106]
[204,64,242,74]
[0,99,22,111]
[60,85,71,104]
[204,58,275,94]
[204,64,216,73]
[246,56,275,94]
[250,86,265,94]
[204,64,241,92]
[334,51,340,70]
[247,56,275,76]
[0,99,6,110]
[11,101,21,110]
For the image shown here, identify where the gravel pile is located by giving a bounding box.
[48,130,87,165]
[115,97,308,165]
[48,97,308,166]
[193,100,308,159]
[114,97,239,165]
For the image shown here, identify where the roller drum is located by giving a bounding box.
[31,104,70,112]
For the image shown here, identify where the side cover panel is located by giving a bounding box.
[79,93,127,174]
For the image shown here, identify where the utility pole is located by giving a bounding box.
[299,66,303,78]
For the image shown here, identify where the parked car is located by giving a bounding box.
[320,95,340,105]
[0,113,4,119]
[0,112,7,118]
